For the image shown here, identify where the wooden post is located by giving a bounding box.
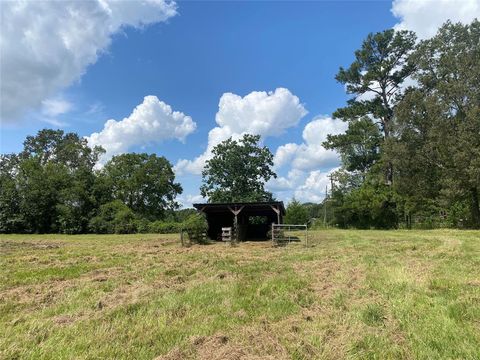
[228,206,244,243]
[269,205,281,224]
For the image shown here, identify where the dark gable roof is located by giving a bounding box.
[193,201,285,215]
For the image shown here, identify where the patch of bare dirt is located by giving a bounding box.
[157,326,289,360]
[52,315,76,325]
[0,241,61,253]
[0,280,77,307]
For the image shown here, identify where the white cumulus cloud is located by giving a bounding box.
[175,88,308,175]
[294,169,337,203]
[87,95,196,164]
[177,194,205,208]
[274,116,347,171]
[0,0,177,122]
[392,0,480,39]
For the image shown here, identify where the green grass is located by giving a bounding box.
[1,230,479,359]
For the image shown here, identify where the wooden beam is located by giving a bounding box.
[269,205,280,214]
[269,205,281,224]
[228,205,245,216]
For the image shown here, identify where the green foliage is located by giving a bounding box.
[327,20,480,229]
[135,218,151,233]
[0,129,102,234]
[88,200,137,234]
[113,208,137,234]
[0,129,186,234]
[149,221,182,234]
[0,155,24,233]
[331,173,398,229]
[284,199,309,225]
[387,20,480,228]
[334,29,416,138]
[182,213,208,244]
[324,117,382,177]
[201,134,277,202]
[101,153,182,219]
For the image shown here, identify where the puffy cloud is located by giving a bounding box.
[274,116,347,171]
[267,169,304,192]
[392,0,480,39]
[0,0,177,122]
[267,167,338,203]
[294,169,337,203]
[175,88,307,175]
[177,194,205,208]
[267,117,345,202]
[87,95,196,164]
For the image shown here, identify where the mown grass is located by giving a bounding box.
[1,230,479,359]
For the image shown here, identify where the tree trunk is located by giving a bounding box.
[382,114,393,185]
[470,187,480,229]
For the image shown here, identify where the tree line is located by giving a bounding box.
[323,20,480,229]
[0,129,194,234]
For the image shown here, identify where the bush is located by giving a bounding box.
[88,200,136,234]
[56,203,85,234]
[149,221,182,234]
[182,213,208,244]
[113,208,137,234]
[88,215,112,234]
[135,218,151,233]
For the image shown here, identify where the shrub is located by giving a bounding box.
[182,213,208,244]
[113,208,137,234]
[135,218,151,233]
[56,203,85,234]
[88,200,136,234]
[149,221,182,234]
[88,216,112,234]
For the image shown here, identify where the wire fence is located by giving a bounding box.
[271,224,308,247]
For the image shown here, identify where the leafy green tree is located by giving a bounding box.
[330,166,398,229]
[334,29,416,139]
[284,199,309,225]
[332,29,416,184]
[21,129,103,233]
[200,134,277,202]
[0,154,24,232]
[324,117,382,179]
[21,129,104,168]
[1,129,103,233]
[385,88,443,227]
[15,158,68,233]
[102,153,182,219]
[391,20,480,227]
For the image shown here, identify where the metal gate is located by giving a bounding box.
[271,224,308,247]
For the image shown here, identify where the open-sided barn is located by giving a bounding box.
[193,201,285,241]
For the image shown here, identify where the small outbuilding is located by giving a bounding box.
[193,201,285,241]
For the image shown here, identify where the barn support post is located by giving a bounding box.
[228,206,245,242]
[269,205,281,224]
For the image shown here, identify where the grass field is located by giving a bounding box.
[1,230,479,359]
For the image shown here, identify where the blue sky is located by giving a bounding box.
[1,0,478,206]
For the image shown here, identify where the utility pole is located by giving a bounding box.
[324,185,328,228]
